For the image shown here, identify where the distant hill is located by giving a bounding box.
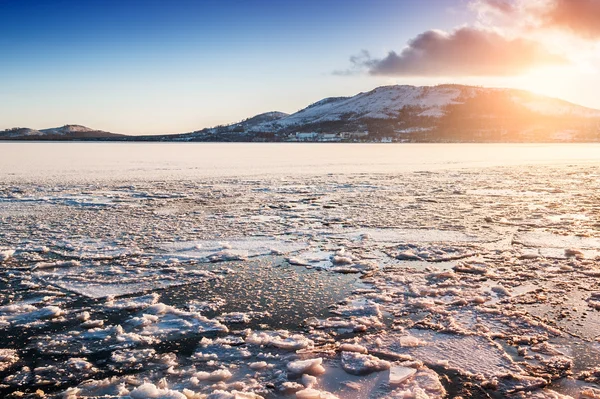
[0,125,124,140]
[4,85,600,142]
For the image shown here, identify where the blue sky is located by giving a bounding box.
[1,0,599,134]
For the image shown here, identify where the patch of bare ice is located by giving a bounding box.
[159,238,307,263]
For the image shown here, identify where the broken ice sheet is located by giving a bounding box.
[365,330,525,379]
[337,228,484,245]
[49,238,143,261]
[157,237,308,262]
[387,242,479,262]
[32,302,228,355]
[33,263,218,298]
[514,231,600,259]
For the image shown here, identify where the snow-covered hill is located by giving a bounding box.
[244,85,600,133]
[205,112,289,134]
[3,85,600,142]
[0,125,123,139]
[39,125,98,136]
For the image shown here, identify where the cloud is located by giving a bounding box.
[361,27,566,77]
[542,0,600,39]
[332,50,372,76]
[473,0,600,39]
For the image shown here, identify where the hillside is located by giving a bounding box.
[0,125,124,140]
[181,85,600,142]
[4,85,600,142]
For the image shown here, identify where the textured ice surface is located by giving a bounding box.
[2,156,600,398]
[34,264,217,298]
[159,238,307,262]
[375,330,525,378]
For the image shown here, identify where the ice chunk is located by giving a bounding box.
[389,365,417,385]
[287,358,325,375]
[372,330,524,378]
[338,343,367,354]
[0,249,15,262]
[206,390,264,399]
[192,368,233,382]
[130,382,187,399]
[160,238,307,263]
[246,331,313,351]
[34,264,216,299]
[341,351,390,375]
[295,388,339,399]
[105,293,161,310]
[0,349,19,371]
[339,228,481,244]
[581,388,600,399]
[380,367,446,399]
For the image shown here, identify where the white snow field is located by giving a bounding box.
[1,143,600,398]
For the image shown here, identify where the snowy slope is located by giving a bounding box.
[1,125,123,139]
[246,85,600,132]
[205,112,289,134]
[39,125,98,136]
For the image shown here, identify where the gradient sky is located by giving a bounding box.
[2,0,600,134]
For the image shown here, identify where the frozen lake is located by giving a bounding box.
[1,143,600,398]
[1,142,600,181]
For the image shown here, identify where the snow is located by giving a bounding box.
[39,124,97,136]
[257,85,471,129]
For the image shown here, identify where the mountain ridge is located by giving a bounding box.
[3,85,600,142]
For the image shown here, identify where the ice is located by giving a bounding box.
[339,228,482,244]
[159,238,307,263]
[389,365,417,385]
[34,263,217,298]
[0,248,15,262]
[125,303,229,338]
[62,377,131,398]
[33,304,227,355]
[105,292,161,310]
[370,330,525,378]
[287,358,325,375]
[206,391,264,399]
[130,382,187,399]
[246,331,314,351]
[390,243,478,262]
[295,388,339,399]
[338,343,367,354]
[380,367,446,399]
[0,349,19,371]
[514,231,600,258]
[52,238,143,260]
[4,156,600,398]
[0,304,64,327]
[218,311,270,324]
[581,388,600,399]
[192,368,233,382]
[340,352,391,375]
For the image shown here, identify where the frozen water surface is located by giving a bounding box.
[1,143,600,398]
